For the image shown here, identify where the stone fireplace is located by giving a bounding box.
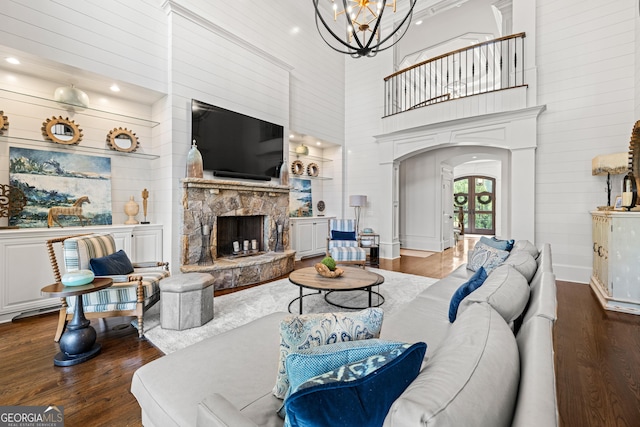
[180,178,294,291]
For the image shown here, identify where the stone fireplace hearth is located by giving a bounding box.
[180,178,294,291]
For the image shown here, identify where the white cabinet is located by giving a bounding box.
[290,217,333,260]
[0,224,163,323]
[590,211,640,314]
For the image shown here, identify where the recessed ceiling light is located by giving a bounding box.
[5,57,20,65]
[290,27,300,35]
[316,141,322,146]
[415,20,423,25]
[110,84,120,92]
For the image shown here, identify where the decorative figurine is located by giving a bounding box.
[141,188,150,224]
[124,196,140,224]
[47,196,91,228]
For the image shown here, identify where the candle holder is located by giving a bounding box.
[622,172,637,211]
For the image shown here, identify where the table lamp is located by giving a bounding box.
[592,152,627,208]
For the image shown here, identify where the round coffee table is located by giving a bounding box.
[288,267,384,314]
[41,278,113,366]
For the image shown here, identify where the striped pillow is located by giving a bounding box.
[63,233,116,271]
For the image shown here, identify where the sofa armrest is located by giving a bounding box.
[196,394,259,427]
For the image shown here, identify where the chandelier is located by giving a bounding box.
[313,0,417,58]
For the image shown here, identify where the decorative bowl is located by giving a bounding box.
[61,269,95,286]
[314,263,344,278]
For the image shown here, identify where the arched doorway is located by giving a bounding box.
[454,175,496,235]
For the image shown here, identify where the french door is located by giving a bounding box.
[453,176,495,235]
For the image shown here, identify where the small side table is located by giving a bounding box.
[41,278,113,367]
[359,233,380,267]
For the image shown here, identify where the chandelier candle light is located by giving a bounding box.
[313,0,417,58]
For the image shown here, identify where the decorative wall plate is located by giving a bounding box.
[107,127,140,152]
[307,162,319,177]
[291,160,304,175]
[42,116,83,145]
[317,200,325,212]
[0,111,8,135]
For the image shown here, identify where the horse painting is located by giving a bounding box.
[47,196,91,228]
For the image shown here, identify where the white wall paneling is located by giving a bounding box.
[0,224,163,323]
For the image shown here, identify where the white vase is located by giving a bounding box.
[124,196,139,224]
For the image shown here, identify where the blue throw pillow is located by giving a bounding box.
[479,236,515,252]
[449,267,488,322]
[284,342,427,427]
[278,339,408,418]
[89,249,134,275]
[331,230,357,241]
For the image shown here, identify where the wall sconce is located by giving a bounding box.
[349,195,367,234]
[592,152,628,209]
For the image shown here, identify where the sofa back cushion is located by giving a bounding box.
[461,264,530,324]
[513,239,539,259]
[384,303,519,427]
[503,250,538,283]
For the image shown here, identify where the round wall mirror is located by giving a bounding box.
[107,127,139,153]
[0,111,8,135]
[42,116,83,145]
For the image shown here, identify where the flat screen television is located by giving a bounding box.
[191,99,284,181]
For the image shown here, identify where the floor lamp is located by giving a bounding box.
[349,195,367,234]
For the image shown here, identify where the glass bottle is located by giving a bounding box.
[279,160,289,186]
[186,139,203,178]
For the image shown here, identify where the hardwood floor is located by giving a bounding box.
[1,237,639,426]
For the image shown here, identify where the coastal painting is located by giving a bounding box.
[9,147,112,228]
[289,178,313,217]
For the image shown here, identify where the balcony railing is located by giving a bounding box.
[383,33,526,117]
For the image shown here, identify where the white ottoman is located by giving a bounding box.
[160,273,215,330]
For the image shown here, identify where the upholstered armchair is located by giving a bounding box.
[46,233,170,341]
[326,219,366,266]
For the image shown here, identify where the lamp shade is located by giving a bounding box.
[54,85,90,108]
[592,152,628,176]
[349,195,367,207]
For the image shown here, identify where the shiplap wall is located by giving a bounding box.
[536,0,637,281]
[1,0,346,269]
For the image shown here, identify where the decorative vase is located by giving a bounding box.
[279,160,289,186]
[186,139,203,178]
[124,196,139,224]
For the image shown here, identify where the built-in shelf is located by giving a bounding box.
[289,151,333,163]
[0,88,160,128]
[3,136,160,160]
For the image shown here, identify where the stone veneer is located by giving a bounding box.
[180,178,294,291]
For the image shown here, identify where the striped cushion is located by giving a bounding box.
[67,269,169,313]
[330,246,366,262]
[329,219,356,232]
[328,240,359,249]
[64,234,116,271]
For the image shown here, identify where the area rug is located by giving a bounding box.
[142,269,437,354]
[400,249,436,258]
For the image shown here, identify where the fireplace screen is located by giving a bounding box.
[216,215,264,257]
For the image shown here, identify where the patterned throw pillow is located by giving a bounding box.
[284,342,427,427]
[273,308,384,399]
[467,242,509,273]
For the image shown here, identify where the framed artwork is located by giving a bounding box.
[614,195,623,210]
[289,178,313,217]
[9,147,112,227]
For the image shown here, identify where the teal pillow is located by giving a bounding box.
[449,267,488,322]
[273,308,384,399]
[284,342,427,427]
[479,236,515,251]
[89,249,134,275]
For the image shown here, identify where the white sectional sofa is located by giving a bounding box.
[131,241,557,427]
